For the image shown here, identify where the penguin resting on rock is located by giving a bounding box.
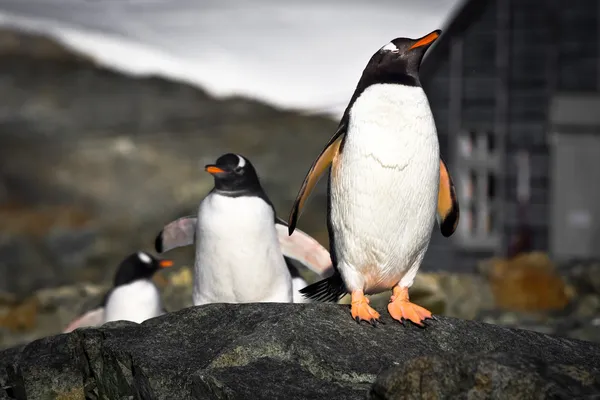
[155,153,332,305]
[287,30,459,326]
[63,251,172,332]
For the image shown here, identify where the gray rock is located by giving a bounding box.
[369,353,600,399]
[43,227,98,272]
[434,272,495,320]
[0,282,108,351]
[563,262,600,297]
[0,237,55,297]
[573,294,600,317]
[2,303,600,399]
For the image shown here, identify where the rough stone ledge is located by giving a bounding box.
[1,303,599,400]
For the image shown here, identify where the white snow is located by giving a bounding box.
[0,0,462,117]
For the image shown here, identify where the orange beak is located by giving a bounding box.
[205,165,225,175]
[409,30,441,50]
[159,260,173,268]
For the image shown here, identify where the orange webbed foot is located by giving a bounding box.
[387,286,434,327]
[351,290,381,326]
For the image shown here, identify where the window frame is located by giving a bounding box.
[453,129,502,250]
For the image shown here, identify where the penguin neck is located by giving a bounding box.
[212,173,262,194]
[349,83,431,124]
[358,70,420,96]
[213,187,259,197]
[366,70,420,88]
[111,278,159,297]
[210,187,274,209]
[343,71,421,119]
[113,265,154,287]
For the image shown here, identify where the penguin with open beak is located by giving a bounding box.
[155,153,332,305]
[63,251,173,332]
[287,30,459,326]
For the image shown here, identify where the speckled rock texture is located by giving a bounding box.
[1,303,600,400]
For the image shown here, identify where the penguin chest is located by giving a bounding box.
[104,280,162,324]
[194,194,292,304]
[330,84,440,290]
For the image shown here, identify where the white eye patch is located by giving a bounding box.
[138,252,152,264]
[236,154,246,168]
[381,42,398,52]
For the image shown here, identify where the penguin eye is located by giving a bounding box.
[234,166,243,174]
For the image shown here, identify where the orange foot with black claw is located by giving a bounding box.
[351,290,381,325]
[387,286,433,327]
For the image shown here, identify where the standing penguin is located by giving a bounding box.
[287,30,459,326]
[155,153,332,305]
[63,251,173,332]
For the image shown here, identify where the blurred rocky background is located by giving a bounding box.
[0,27,334,293]
[1,27,600,351]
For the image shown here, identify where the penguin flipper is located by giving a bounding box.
[275,218,333,276]
[437,158,460,237]
[287,123,346,235]
[155,216,198,253]
[63,307,105,333]
[298,272,347,303]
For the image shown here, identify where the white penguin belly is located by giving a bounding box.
[104,280,163,324]
[194,193,292,305]
[292,276,310,304]
[330,84,440,294]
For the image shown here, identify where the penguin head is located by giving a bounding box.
[113,251,173,287]
[364,30,441,82]
[204,153,262,193]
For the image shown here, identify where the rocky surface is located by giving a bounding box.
[3,256,600,351]
[478,252,572,312]
[476,256,600,344]
[0,266,494,351]
[369,352,600,399]
[1,303,600,400]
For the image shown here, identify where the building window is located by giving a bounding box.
[455,129,501,249]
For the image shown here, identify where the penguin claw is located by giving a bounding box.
[387,286,433,327]
[350,290,381,326]
[354,315,379,326]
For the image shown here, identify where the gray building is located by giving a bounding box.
[420,0,600,270]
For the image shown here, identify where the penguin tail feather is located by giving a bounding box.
[299,273,347,303]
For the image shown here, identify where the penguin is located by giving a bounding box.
[287,30,460,326]
[63,251,173,332]
[154,153,332,305]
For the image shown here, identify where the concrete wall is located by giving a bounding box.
[550,94,600,261]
